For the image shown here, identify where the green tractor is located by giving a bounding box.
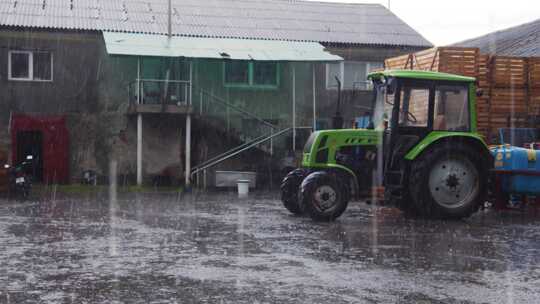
[281,70,493,221]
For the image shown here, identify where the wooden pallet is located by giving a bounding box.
[529,58,540,88]
[491,56,529,88]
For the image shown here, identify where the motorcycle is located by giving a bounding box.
[4,155,33,200]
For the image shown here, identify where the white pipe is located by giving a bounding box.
[189,61,193,105]
[136,57,141,105]
[199,90,203,115]
[185,114,192,187]
[312,65,316,131]
[137,114,143,186]
[292,65,296,151]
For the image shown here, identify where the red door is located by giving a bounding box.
[11,114,70,184]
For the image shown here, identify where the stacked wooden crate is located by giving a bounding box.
[385,47,540,143]
[530,58,540,117]
[488,56,530,140]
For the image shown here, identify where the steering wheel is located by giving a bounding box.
[406,111,418,123]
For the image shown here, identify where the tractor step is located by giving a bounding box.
[385,185,403,200]
[384,170,406,201]
[385,170,405,187]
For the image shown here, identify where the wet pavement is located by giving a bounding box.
[0,192,539,304]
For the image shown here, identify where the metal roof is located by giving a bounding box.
[103,32,343,61]
[0,0,432,47]
[454,18,540,57]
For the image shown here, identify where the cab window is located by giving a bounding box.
[399,85,430,127]
[434,85,470,131]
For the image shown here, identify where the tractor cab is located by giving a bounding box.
[282,70,492,222]
[368,70,481,193]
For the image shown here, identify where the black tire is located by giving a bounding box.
[299,171,350,221]
[280,168,309,215]
[407,142,489,219]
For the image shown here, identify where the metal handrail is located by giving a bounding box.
[191,126,313,180]
[136,79,191,84]
[191,127,293,179]
[193,132,272,172]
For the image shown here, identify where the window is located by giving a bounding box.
[399,86,430,127]
[8,50,53,81]
[224,61,250,85]
[344,62,367,89]
[326,62,342,89]
[434,85,470,131]
[224,61,279,88]
[253,62,278,86]
[326,61,383,90]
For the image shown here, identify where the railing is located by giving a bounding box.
[195,87,280,154]
[191,127,312,185]
[128,79,192,106]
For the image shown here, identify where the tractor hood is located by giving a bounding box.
[302,129,383,167]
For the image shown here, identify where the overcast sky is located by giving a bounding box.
[307,0,540,46]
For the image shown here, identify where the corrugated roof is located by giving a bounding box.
[0,0,432,47]
[454,18,540,57]
[103,31,343,61]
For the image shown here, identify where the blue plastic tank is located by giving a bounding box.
[491,145,540,195]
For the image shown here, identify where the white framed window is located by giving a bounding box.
[8,50,53,82]
[326,61,383,90]
[326,62,344,90]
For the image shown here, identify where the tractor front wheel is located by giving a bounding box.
[300,171,350,221]
[408,143,489,219]
[281,168,309,215]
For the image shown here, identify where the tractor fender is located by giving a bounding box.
[311,164,360,199]
[404,132,489,161]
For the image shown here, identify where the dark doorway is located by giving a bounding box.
[16,131,44,182]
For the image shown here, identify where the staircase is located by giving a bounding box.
[191,88,306,186]
[194,89,280,155]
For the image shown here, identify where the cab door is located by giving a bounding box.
[385,79,434,185]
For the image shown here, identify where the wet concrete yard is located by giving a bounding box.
[0,192,539,303]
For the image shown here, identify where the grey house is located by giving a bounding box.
[0,0,431,186]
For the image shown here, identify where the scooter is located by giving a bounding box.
[4,155,33,200]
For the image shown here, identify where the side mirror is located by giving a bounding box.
[476,89,484,97]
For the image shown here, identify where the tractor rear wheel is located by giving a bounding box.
[280,168,309,215]
[407,142,489,219]
[300,171,350,221]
